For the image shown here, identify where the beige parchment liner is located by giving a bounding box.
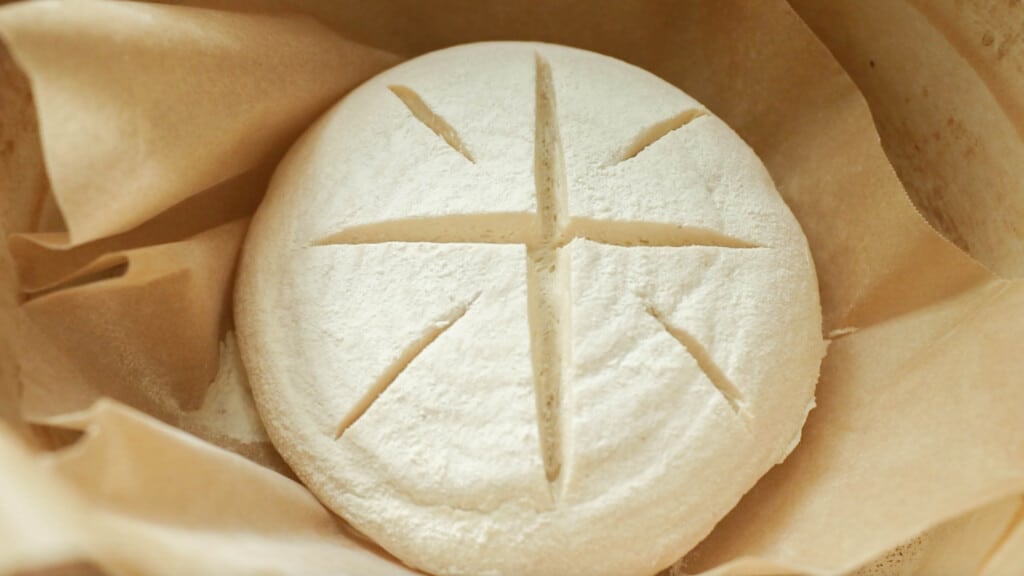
[789,0,1024,281]
[0,0,1020,574]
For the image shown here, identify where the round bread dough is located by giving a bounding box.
[236,42,825,576]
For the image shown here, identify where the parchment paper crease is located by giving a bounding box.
[790,0,1024,280]
[0,1,1020,575]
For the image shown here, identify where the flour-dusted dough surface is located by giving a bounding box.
[236,42,825,576]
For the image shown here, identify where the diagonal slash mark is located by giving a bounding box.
[611,109,707,165]
[390,85,476,163]
[321,54,761,494]
[335,293,481,439]
[645,305,746,416]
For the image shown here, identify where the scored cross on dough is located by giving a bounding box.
[318,53,760,489]
[238,42,825,576]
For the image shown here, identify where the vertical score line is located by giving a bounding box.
[527,53,571,493]
[534,55,568,239]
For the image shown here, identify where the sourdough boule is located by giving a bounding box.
[236,41,826,576]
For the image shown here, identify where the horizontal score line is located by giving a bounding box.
[312,215,763,250]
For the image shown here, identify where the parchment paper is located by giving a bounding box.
[789,0,1024,280]
[0,1,1021,575]
[844,496,1022,576]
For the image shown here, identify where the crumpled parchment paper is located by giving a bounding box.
[0,1,1020,575]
